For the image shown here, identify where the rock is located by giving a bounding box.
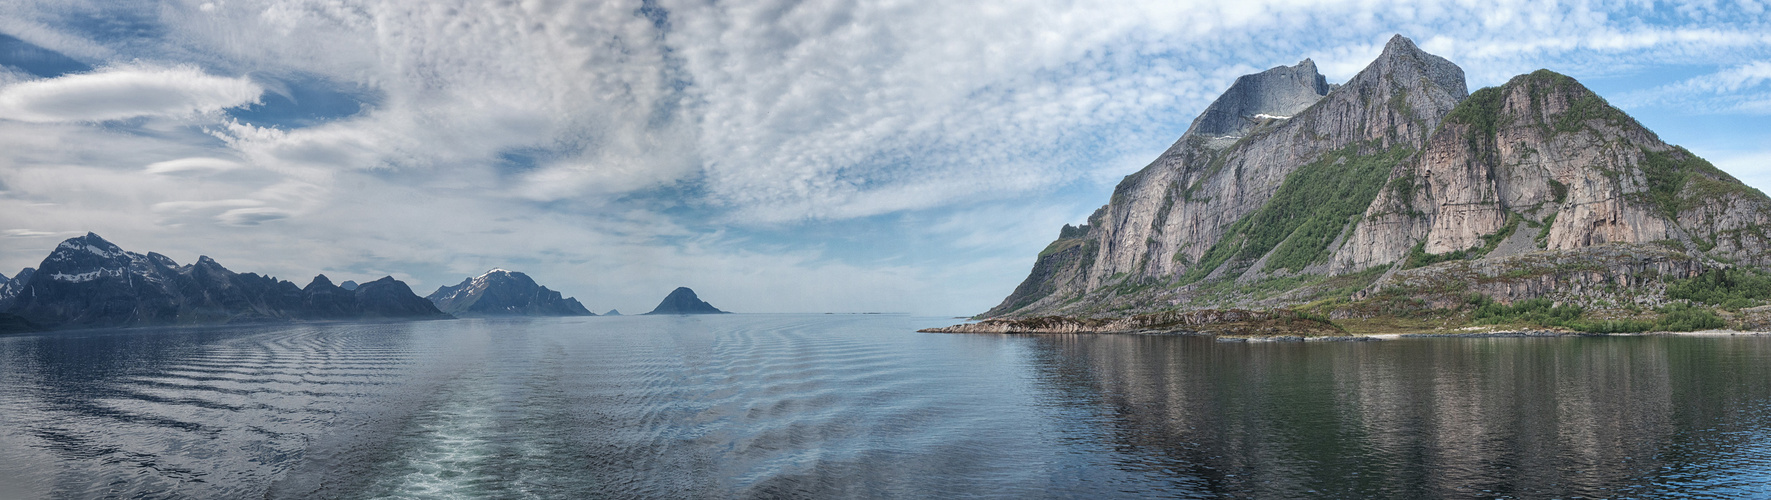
[355,277,451,319]
[983,34,1771,320]
[425,269,594,317]
[987,34,1468,317]
[0,267,33,307]
[644,287,728,315]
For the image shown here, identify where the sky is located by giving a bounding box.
[0,0,1768,316]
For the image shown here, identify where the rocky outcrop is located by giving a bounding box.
[0,267,32,305]
[1330,70,1771,273]
[1346,244,1711,314]
[644,287,727,315]
[1187,59,1331,144]
[986,34,1469,317]
[985,35,1771,320]
[0,233,449,330]
[921,309,1342,336]
[426,269,594,317]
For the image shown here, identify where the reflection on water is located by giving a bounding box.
[0,316,1768,498]
[1023,335,1771,498]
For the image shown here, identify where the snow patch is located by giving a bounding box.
[1252,113,1291,120]
[50,268,125,283]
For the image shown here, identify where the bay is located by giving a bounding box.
[0,314,1768,498]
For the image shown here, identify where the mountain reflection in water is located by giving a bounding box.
[0,316,1767,498]
[1020,334,1771,498]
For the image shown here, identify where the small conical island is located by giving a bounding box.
[604,309,621,316]
[644,287,728,315]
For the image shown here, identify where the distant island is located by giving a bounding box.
[644,287,728,315]
[604,309,622,316]
[426,269,594,317]
[0,233,448,333]
[929,35,1771,337]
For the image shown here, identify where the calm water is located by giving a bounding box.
[1,315,1769,499]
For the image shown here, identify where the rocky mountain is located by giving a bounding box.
[425,269,594,317]
[340,280,359,291]
[0,233,450,331]
[0,267,32,303]
[644,287,728,315]
[980,35,1771,332]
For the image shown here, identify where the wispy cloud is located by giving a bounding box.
[1615,60,1771,114]
[0,0,1769,314]
[0,65,261,122]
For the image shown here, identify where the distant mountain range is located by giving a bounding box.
[425,269,594,317]
[645,287,728,315]
[0,233,448,332]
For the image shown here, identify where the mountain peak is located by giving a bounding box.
[645,287,728,315]
[1367,34,1466,100]
[306,274,336,289]
[1185,58,1330,140]
[425,269,591,317]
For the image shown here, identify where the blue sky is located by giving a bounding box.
[0,0,1768,316]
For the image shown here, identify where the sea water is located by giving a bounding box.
[1,315,1768,498]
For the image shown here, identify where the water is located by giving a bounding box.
[1,315,1769,498]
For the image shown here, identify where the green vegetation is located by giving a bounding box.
[1655,302,1727,331]
[1534,213,1557,248]
[1400,213,1521,270]
[1666,268,1771,311]
[1471,297,1584,328]
[1403,241,1465,270]
[1445,85,1506,141]
[1466,295,1727,333]
[1548,179,1568,204]
[1182,145,1413,281]
[1038,239,1084,258]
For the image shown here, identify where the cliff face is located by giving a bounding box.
[987,36,1771,319]
[987,35,1468,317]
[1331,70,1771,273]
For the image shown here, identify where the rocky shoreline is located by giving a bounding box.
[922,316,1771,341]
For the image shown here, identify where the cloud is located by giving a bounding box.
[216,207,292,226]
[1614,60,1771,114]
[144,157,244,175]
[0,65,262,122]
[3,0,1771,315]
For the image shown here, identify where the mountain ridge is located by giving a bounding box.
[972,35,1771,334]
[0,233,450,332]
[426,269,594,317]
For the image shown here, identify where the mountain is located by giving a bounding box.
[0,233,450,330]
[340,280,359,291]
[0,267,29,304]
[644,287,728,315]
[973,35,1771,333]
[425,269,594,317]
[604,309,621,316]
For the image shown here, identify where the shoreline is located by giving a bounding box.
[920,324,1771,340]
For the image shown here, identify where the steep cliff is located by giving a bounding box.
[985,36,1771,323]
[987,35,1468,317]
